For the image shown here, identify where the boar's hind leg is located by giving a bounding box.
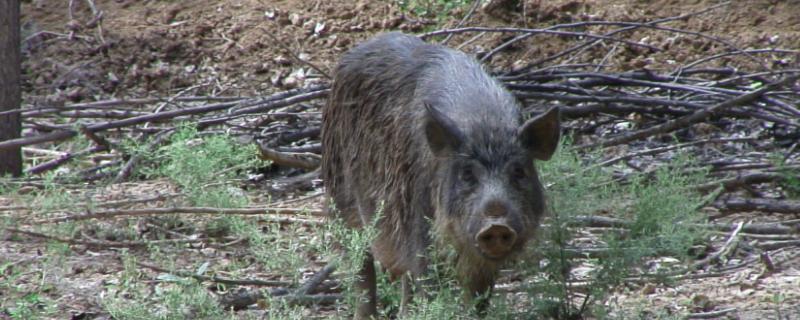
[355,251,378,319]
[399,273,413,316]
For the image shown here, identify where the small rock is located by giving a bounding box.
[338,11,355,19]
[276,15,291,26]
[283,68,306,88]
[65,19,82,31]
[17,186,38,195]
[66,87,85,101]
[335,36,350,48]
[381,16,402,29]
[314,21,326,35]
[290,13,304,26]
[303,20,316,35]
[274,55,291,66]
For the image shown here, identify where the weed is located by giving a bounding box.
[396,0,472,25]
[506,139,706,318]
[104,252,230,319]
[136,124,259,207]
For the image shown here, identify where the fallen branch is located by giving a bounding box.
[136,261,291,287]
[714,197,800,214]
[578,75,800,150]
[36,206,325,224]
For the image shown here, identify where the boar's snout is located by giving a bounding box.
[475,223,517,259]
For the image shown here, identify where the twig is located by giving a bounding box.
[4,227,214,248]
[586,137,755,170]
[36,206,325,224]
[715,197,800,214]
[441,0,482,45]
[686,307,738,319]
[421,26,659,51]
[0,87,328,151]
[113,129,174,183]
[578,75,800,150]
[257,143,320,170]
[135,261,291,287]
[259,26,331,79]
[690,221,743,270]
[695,172,787,192]
[25,145,107,175]
[295,263,336,296]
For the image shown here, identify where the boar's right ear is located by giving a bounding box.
[518,107,560,161]
[424,103,465,157]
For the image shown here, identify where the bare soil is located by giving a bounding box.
[4,0,800,319]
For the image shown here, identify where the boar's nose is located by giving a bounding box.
[484,200,508,217]
[476,224,517,259]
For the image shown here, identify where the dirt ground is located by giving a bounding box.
[4,0,800,319]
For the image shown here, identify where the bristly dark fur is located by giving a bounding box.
[321,32,556,315]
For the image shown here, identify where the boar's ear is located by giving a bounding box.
[424,103,465,156]
[518,107,560,161]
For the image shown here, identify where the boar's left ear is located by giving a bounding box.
[424,102,465,157]
[518,107,560,161]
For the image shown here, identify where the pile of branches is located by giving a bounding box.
[2,3,800,315]
[1,6,798,222]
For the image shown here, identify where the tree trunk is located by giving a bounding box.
[0,0,23,177]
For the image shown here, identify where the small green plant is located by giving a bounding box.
[135,124,259,207]
[104,252,229,320]
[228,216,308,281]
[511,139,707,319]
[396,0,472,24]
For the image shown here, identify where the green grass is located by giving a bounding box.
[396,0,472,28]
[0,130,714,319]
[134,124,260,207]
[517,140,707,319]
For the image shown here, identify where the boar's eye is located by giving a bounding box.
[459,166,477,185]
[510,163,527,180]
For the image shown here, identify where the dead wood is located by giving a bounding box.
[258,143,320,170]
[36,206,325,224]
[136,261,291,287]
[714,197,800,214]
[577,75,800,150]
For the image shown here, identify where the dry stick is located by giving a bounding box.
[113,130,174,183]
[756,239,800,251]
[196,89,328,128]
[695,172,787,192]
[218,288,341,311]
[441,0,482,45]
[295,263,336,296]
[577,75,800,150]
[37,206,325,224]
[4,227,212,248]
[572,215,799,235]
[257,143,320,170]
[259,26,331,79]
[686,308,738,319]
[216,265,342,311]
[715,197,800,214]
[681,48,800,71]
[0,96,245,118]
[25,145,107,175]
[135,261,292,287]
[586,137,756,170]
[506,1,732,72]
[690,221,743,271]
[420,26,659,51]
[0,192,179,212]
[0,88,328,151]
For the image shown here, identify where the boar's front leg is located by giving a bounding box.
[355,251,378,320]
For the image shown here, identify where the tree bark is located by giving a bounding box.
[0,0,22,176]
